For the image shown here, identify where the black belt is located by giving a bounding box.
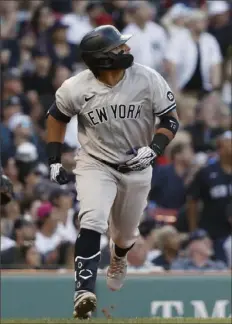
[89,154,131,174]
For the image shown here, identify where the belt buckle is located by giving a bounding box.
[117,164,130,173]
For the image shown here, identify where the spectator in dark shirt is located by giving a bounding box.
[187,131,232,262]
[46,21,79,71]
[149,140,194,210]
[24,4,55,51]
[1,69,31,115]
[22,49,53,96]
[171,229,227,271]
[207,1,232,59]
[103,0,129,31]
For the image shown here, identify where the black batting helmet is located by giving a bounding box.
[79,25,134,73]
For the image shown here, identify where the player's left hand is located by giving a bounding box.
[125,146,157,171]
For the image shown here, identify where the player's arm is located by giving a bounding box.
[46,81,75,184]
[126,74,179,171]
[150,109,179,157]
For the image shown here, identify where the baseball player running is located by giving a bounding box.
[46,25,179,319]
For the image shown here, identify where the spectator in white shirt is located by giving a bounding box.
[49,188,78,244]
[122,0,167,73]
[61,0,93,45]
[35,202,61,260]
[165,9,223,126]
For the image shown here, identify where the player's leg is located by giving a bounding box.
[73,154,117,318]
[107,166,152,291]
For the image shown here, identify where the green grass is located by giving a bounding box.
[1,319,231,324]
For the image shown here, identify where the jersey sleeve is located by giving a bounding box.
[55,80,77,117]
[151,71,177,117]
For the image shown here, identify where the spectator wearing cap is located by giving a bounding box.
[35,202,61,262]
[61,0,93,45]
[45,20,79,72]
[171,229,227,271]
[2,69,31,115]
[15,142,39,183]
[160,3,191,38]
[122,1,168,74]
[164,9,223,126]
[207,1,232,59]
[223,202,232,268]
[187,131,232,262]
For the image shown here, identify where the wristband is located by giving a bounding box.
[47,142,62,165]
[150,133,170,156]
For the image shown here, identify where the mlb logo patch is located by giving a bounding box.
[167,91,174,101]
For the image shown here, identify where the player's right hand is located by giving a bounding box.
[50,163,69,185]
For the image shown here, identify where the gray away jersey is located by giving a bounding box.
[56,63,176,164]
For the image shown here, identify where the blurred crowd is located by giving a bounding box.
[1,0,231,272]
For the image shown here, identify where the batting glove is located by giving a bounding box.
[125,146,157,171]
[50,163,69,185]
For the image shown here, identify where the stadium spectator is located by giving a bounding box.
[22,49,53,96]
[184,92,229,153]
[46,20,79,72]
[152,225,181,270]
[207,1,232,59]
[49,188,77,245]
[35,202,61,263]
[160,3,191,37]
[103,0,128,31]
[11,218,36,247]
[171,229,228,271]
[149,140,194,210]
[61,0,92,45]
[2,69,31,115]
[24,4,55,51]
[187,131,232,263]
[19,241,42,269]
[164,9,223,125]
[127,235,161,271]
[123,1,167,73]
[0,1,19,40]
